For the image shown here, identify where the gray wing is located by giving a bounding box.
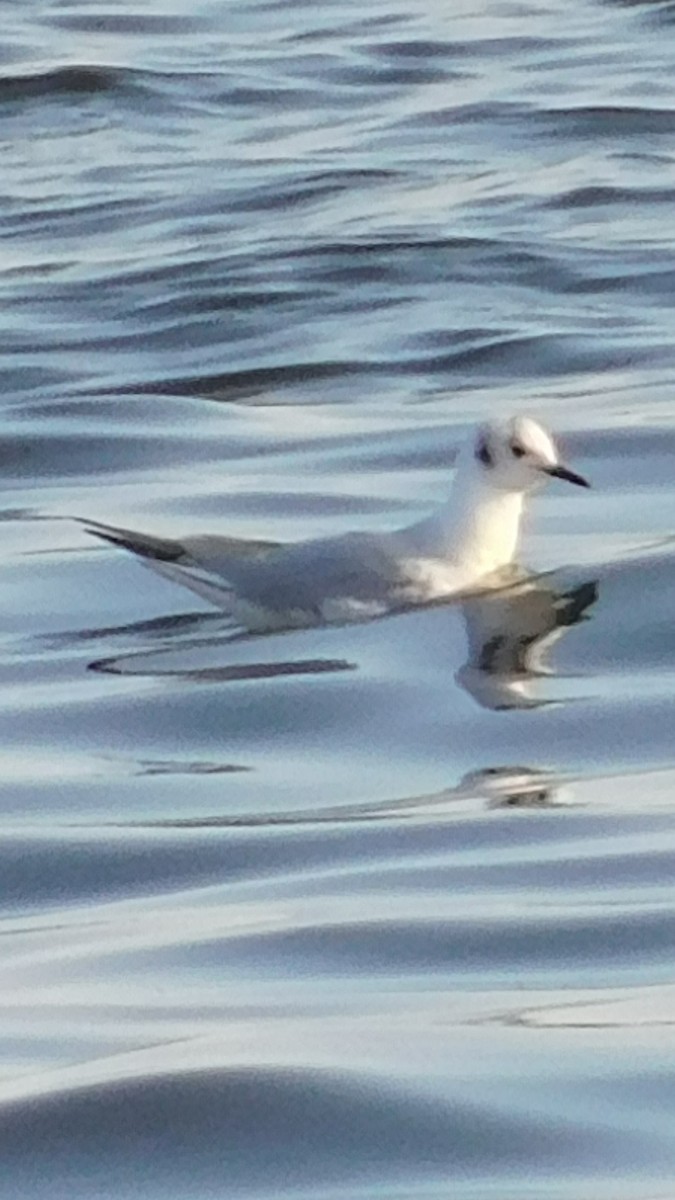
[183,529,409,617]
[82,519,407,620]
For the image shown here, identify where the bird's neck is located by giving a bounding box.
[408,464,525,573]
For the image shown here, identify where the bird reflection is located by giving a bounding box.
[460,765,560,808]
[81,571,596,829]
[125,763,567,829]
[457,575,598,710]
[86,571,597,706]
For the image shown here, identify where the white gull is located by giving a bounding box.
[83,414,589,632]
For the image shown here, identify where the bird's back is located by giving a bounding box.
[185,529,411,625]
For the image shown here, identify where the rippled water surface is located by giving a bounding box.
[4,0,675,1196]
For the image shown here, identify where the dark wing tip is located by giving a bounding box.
[82,520,185,563]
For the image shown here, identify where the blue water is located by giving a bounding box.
[3,0,675,1196]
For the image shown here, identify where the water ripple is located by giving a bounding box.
[4,0,675,1196]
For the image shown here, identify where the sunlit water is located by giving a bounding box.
[3,0,675,1196]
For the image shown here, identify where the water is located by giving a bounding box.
[3,0,675,1195]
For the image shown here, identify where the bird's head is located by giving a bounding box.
[471,415,589,493]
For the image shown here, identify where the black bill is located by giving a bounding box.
[545,464,590,489]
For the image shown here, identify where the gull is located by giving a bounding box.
[83,415,589,632]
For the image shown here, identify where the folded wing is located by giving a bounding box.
[84,514,415,626]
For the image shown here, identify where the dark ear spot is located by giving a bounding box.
[476,435,493,468]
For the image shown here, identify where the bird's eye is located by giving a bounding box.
[511,443,525,459]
